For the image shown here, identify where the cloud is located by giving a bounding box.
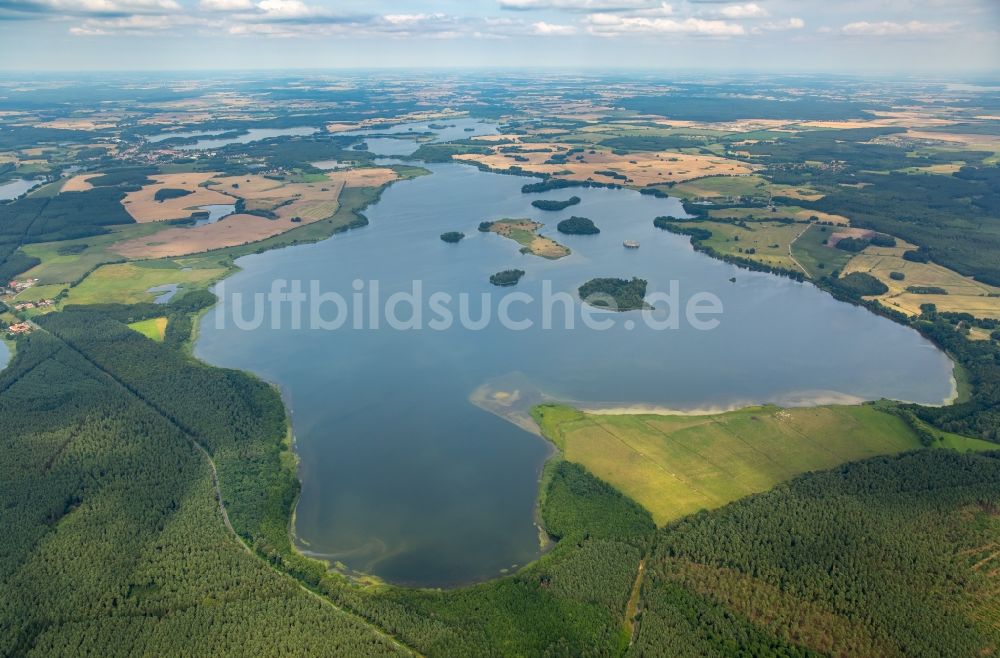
[840,20,956,36]
[69,12,193,33]
[1,0,178,16]
[499,0,658,11]
[586,13,744,35]
[718,3,765,19]
[199,0,252,11]
[255,0,311,19]
[532,20,575,34]
[755,17,803,31]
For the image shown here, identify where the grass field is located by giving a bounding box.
[669,174,769,200]
[790,223,855,279]
[63,261,226,305]
[128,316,168,341]
[676,220,805,271]
[19,223,168,285]
[532,403,993,525]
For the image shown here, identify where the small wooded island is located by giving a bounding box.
[578,277,652,311]
[154,188,193,202]
[479,218,570,259]
[490,269,525,287]
[556,216,600,235]
[440,231,465,243]
[531,196,581,211]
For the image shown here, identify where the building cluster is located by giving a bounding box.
[13,299,53,312]
[6,278,38,294]
[7,322,33,335]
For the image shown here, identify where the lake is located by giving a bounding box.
[150,127,319,150]
[0,178,43,200]
[195,162,954,588]
[0,341,8,371]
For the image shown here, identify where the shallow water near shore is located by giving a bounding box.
[195,161,954,588]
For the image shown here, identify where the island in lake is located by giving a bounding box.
[490,269,525,287]
[531,196,581,211]
[440,231,465,243]
[578,277,652,311]
[479,218,570,259]
[557,216,600,235]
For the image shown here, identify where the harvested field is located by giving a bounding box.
[60,174,100,193]
[121,172,235,223]
[324,167,398,188]
[110,209,334,259]
[455,144,754,185]
[843,245,1000,320]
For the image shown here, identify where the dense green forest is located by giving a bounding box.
[489,269,524,286]
[0,306,408,657]
[0,174,139,281]
[556,216,600,235]
[531,196,581,211]
[4,305,997,656]
[578,277,651,311]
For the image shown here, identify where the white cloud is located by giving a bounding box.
[255,0,311,18]
[199,0,252,11]
[718,3,766,19]
[69,12,191,33]
[587,13,745,36]
[754,17,803,32]
[500,0,658,11]
[26,0,179,15]
[841,20,956,36]
[532,20,576,34]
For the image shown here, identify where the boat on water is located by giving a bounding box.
[623,240,640,249]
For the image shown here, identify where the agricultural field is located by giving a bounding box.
[790,223,856,279]
[455,143,755,186]
[841,241,1000,319]
[61,261,226,305]
[121,172,235,223]
[128,316,168,341]
[532,403,993,526]
[671,220,806,272]
[669,174,770,200]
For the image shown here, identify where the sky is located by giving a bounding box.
[0,0,997,73]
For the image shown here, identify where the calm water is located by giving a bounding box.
[193,204,235,226]
[0,341,9,371]
[0,178,43,200]
[171,127,319,150]
[195,162,954,588]
[343,117,499,157]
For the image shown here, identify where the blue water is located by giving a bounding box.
[0,178,43,200]
[195,162,954,588]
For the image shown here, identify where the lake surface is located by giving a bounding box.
[0,178,43,200]
[193,204,235,226]
[167,127,319,150]
[343,117,499,157]
[195,162,954,588]
[0,341,9,371]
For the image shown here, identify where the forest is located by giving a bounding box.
[578,277,650,311]
[3,304,997,656]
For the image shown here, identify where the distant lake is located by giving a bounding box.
[195,162,954,589]
[342,117,499,157]
[151,127,320,150]
[0,341,9,371]
[0,178,43,200]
